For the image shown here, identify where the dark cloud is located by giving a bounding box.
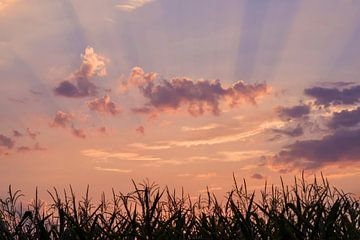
[273,129,360,169]
[54,47,107,98]
[251,173,265,180]
[328,107,360,129]
[71,127,86,139]
[87,95,121,115]
[0,134,15,149]
[54,80,96,98]
[304,85,360,106]
[272,125,304,137]
[50,111,72,128]
[277,104,310,119]
[128,67,269,116]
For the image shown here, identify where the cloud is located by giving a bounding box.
[94,166,132,173]
[17,146,31,153]
[272,125,304,137]
[50,111,72,128]
[128,142,171,150]
[166,120,284,147]
[30,89,42,95]
[81,149,161,161]
[328,106,360,129]
[50,111,86,139]
[116,0,154,12]
[121,67,157,91]
[12,130,22,137]
[16,143,46,153]
[273,129,360,169]
[8,97,26,104]
[181,123,221,131]
[71,127,86,139]
[251,173,265,180]
[199,186,222,193]
[304,85,360,106]
[277,104,310,119]
[87,95,121,115]
[135,126,145,135]
[26,128,38,140]
[217,150,270,162]
[0,134,15,149]
[33,143,46,151]
[317,81,356,88]
[127,67,269,116]
[54,47,107,98]
[195,172,217,179]
[97,126,107,134]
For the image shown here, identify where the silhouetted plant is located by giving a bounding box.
[0,174,359,239]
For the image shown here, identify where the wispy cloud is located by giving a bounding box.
[177,172,217,179]
[128,142,171,150]
[199,186,222,193]
[181,123,222,132]
[217,150,270,162]
[116,0,154,12]
[169,121,283,147]
[195,172,217,179]
[81,149,161,161]
[94,166,132,173]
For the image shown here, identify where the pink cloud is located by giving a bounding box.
[87,95,121,116]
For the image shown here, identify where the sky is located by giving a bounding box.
[1,0,360,199]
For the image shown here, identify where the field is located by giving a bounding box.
[0,174,359,239]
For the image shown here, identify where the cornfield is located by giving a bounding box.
[0,174,359,239]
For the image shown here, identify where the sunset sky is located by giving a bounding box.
[1,0,360,198]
